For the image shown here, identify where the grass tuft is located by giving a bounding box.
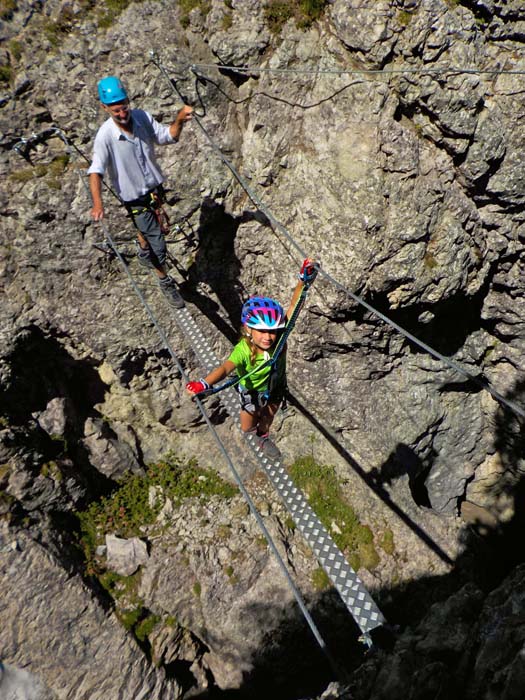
[264,0,328,34]
[76,455,237,562]
[289,455,380,571]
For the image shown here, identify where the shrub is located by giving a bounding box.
[289,455,380,571]
[179,0,211,28]
[379,528,395,555]
[76,456,237,560]
[0,64,12,85]
[264,0,328,34]
[311,566,330,591]
[0,0,16,20]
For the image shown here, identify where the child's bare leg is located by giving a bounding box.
[257,402,280,435]
[240,409,259,433]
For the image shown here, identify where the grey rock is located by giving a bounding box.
[0,528,181,699]
[82,416,142,479]
[466,563,525,700]
[0,662,56,700]
[2,0,525,696]
[33,397,69,438]
[106,533,149,576]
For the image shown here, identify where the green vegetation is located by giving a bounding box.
[423,250,438,270]
[77,456,237,561]
[179,0,211,28]
[379,528,395,556]
[75,457,235,643]
[45,154,70,190]
[117,604,160,642]
[40,461,63,482]
[99,569,140,598]
[10,155,70,190]
[397,9,413,26]
[223,564,238,584]
[311,566,330,591]
[118,605,143,631]
[216,523,232,539]
[135,613,160,641]
[289,455,380,572]
[284,515,296,532]
[96,0,149,29]
[0,63,12,85]
[0,464,10,481]
[0,490,15,511]
[9,40,22,61]
[264,1,294,33]
[96,569,160,645]
[255,534,268,550]
[38,0,151,41]
[42,2,99,46]
[264,0,328,34]
[10,168,36,183]
[0,0,16,20]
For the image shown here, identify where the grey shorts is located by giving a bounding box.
[131,208,167,266]
[237,384,284,415]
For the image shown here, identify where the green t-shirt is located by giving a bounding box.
[228,339,286,392]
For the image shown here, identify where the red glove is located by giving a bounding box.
[299,258,318,283]
[186,379,210,395]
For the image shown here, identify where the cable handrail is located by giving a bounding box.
[191,62,525,77]
[71,169,345,676]
[150,54,525,420]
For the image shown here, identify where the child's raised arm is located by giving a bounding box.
[285,258,318,319]
[186,359,236,396]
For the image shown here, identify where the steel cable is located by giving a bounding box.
[150,54,525,420]
[74,170,346,678]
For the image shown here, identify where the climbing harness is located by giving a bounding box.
[127,187,172,238]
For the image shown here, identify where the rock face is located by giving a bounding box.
[0,524,181,699]
[2,0,525,698]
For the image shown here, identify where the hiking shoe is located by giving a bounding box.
[135,241,155,269]
[258,434,281,461]
[159,276,185,309]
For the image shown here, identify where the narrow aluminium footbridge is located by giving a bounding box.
[174,305,385,638]
[10,125,386,658]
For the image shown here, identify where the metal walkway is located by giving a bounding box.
[175,307,385,637]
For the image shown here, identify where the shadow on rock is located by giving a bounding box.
[182,198,244,345]
[283,377,525,699]
[186,589,364,700]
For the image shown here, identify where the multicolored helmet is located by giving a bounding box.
[241,296,286,330]
[98,76,128,105]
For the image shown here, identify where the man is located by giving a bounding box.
[88,76,193,308]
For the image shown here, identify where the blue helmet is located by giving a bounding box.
[241,296,286,331]
[98,76,128,105]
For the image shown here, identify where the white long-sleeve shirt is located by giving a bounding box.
[87,109,175,202]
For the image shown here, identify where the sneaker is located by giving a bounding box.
[159,276,185,309]
[135,241,155,269]
[258,434,281,461]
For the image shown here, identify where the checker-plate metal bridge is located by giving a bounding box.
[175,307,385,636]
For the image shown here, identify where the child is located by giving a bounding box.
[186,259,318,460]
